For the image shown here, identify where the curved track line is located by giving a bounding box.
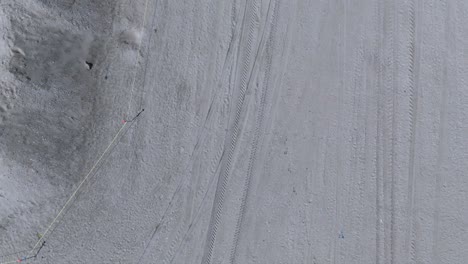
[159,3,242,263]
[432,3,450,262]
[201,1,260,263]
[137,2,240,262]
[405,1,420,263]
[382,2,394,263]
[387,1,398,263]
[167,146,225,264]
[374,1,385,262]
[228,1,279,263]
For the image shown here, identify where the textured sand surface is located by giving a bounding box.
[1,0,468,263]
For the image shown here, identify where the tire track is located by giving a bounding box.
[342,35,366,263]
[359,31,377,264]
[384,5,393,263]
[192,0,238,156]
[163,227,183,264]
[164,144,225,264]
[136,143,225,264]
[381,1,397,263]
[333,1,348,263]
[136,92,227,263]
[388,1,398,263]
[161,147,222,264]
[432,2,450,262]
[144,2,241,262]
[135,118,224,263]
[228,1,279,263]
[167,146,225,264]
[373,1,384,263]
[135,1,239,260]
[404,0,420,263]
[332,0,348,264]
[201,0,259,263]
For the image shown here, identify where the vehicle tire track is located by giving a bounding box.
[388,1,398,263]
[167,146,225,264]
[192,0,239,157]
[228,1,279,263]
[432,3,450,262]
[140,2,240,262]
[380,1,397,263]
[359,28,379,264]
[374,1,385,263]
[136,92,227,264]
[135,1,239,261]
[342,35,366,263]
[404,1,420,263]
[201,0,259,263]
[136,142,225,264]
[332,2,347,263]
[161,144,225,264]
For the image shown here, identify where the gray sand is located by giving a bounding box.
[1,0,468,263]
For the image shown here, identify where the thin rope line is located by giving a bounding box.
[1,0,152,262]
[1,109,144,264]
[0,123,128,264]
[27,123,128,257]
